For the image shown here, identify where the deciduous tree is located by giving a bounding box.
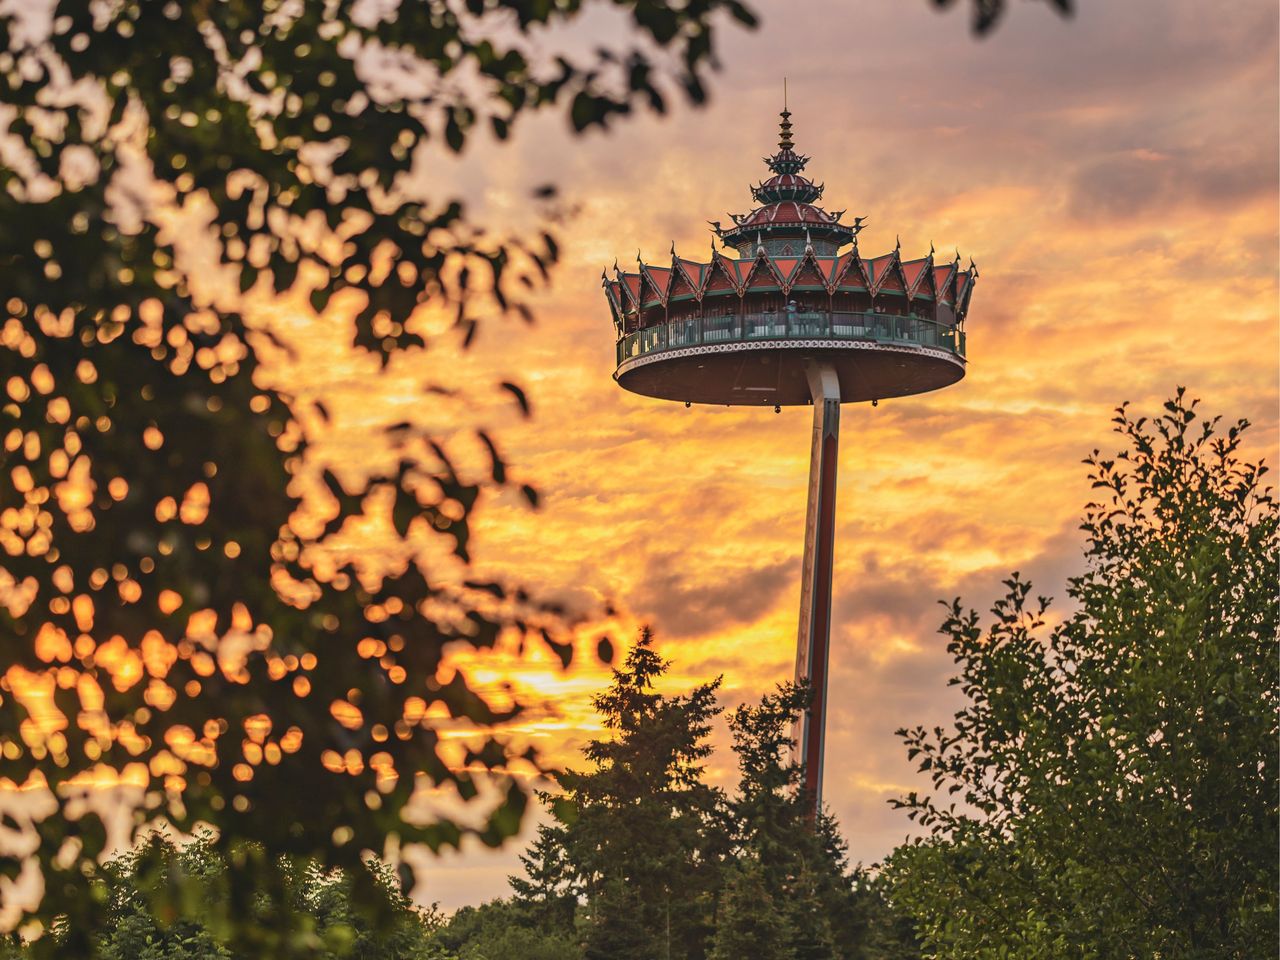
[38,831,443,959]
[886,391,1278,959]
[429,898,576,960]
[0,2,756,953]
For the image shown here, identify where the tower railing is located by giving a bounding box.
[616,310,967,368]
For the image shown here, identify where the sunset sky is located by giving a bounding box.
[252,0,1279,908]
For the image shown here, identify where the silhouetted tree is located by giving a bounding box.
[508,819,578,933]
[708,860,792,960]
[722,683,920,960]
[497,662,917,960]
[886,391,1278,959]
[557,628,729,960]
[0,1,756,954]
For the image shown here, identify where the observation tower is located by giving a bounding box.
[602,104,976,815]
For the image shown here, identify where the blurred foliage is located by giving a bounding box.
[0,0,757,955]
[885,391,1278,958]
[5,830,445,959]
[932,0,1074,35]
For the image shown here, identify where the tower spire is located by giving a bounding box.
[779,78,794,151]
[764,85,808,176]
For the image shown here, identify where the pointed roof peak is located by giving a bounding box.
[779,76,793,150]
[765,94,809,176]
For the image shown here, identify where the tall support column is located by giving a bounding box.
[795,360,840,817]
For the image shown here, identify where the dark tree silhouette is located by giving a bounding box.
[0,2,755,954]
[932,0,1073,35]
[478,647,917,960]
[716,684,919,960]
[558,629,728,960]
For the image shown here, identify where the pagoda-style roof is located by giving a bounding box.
[730,201,841,230]
[714,108,858,252]
[603,243,977,322]
[602,104,977,344]
[752,173,824,205]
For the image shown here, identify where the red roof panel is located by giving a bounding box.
[735,202,838,228]
[790,259,828,289]
[705,259,737,292]
[771,256,801,282]
[901,258,929,295]
[931,264,956,302]
[865,254,894,290]
[678,258,707,288]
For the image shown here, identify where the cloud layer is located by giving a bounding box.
[272,0,1278,908]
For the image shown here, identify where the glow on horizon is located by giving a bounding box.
[2,0,1276,915]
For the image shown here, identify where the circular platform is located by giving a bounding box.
[614,310,966,406]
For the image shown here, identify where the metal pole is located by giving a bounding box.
[794,360,840,817]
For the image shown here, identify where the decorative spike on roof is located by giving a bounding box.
[712,103,861,253]
[765,108,811,177]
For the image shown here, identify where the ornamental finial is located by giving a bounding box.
[764,96,808,175]
[778,77,795,151]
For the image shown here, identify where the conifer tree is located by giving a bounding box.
[725,684,919,960]
[708,861,792,960]
[508,820,578,933]
[555,628,729,960]
[502,641,919,960]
